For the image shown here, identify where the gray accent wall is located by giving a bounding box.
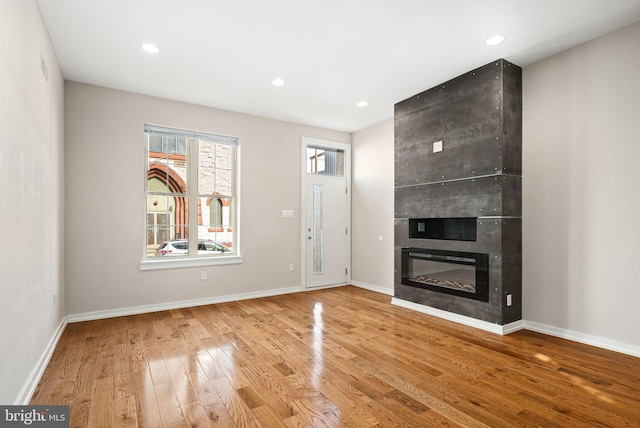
[394,59,522,325]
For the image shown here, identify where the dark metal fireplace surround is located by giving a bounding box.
[394,59,522,326]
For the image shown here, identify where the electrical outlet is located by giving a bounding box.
[506,294,512,307]
[201,271,207,280]
[289,264,294,272]
[53,293,56,306]
[282,210,294,218]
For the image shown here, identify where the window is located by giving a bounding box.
[306,147,345,176]
[143,125,239,266]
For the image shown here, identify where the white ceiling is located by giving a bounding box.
[36,0,640,132]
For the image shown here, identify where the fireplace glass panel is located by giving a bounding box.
[407,256,476,294]
[401,248,489,301]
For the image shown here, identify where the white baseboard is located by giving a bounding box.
[524,320,640,358]
[16,316,68,405]
[350,280,394,296]
[390,298,640,358]
[391,298,524,335]
[67,286,303,323]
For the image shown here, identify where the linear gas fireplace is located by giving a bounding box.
[401,248,489,302]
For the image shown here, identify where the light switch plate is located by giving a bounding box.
[433,140,443,153]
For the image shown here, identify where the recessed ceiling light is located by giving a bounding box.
[141,43,160,54]
[272,78,285,87]
[485,35,506,46]
[356,100,369,107]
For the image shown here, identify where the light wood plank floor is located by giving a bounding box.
[31,286,640,427]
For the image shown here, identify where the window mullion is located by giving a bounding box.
[188,138,199,256]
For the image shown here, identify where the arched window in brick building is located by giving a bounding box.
[146,164,187,250]
[206,196,231,232]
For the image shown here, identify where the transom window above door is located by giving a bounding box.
[306,147,345,176]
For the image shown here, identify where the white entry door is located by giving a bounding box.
[302,138,350,289]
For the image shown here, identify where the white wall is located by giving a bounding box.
[0,0,65,404]
[351,119,395,294]
[523,22,640,347]
[64,82,350,315]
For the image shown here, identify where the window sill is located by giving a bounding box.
[140,255,243,271]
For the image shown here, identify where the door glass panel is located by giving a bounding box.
[313,184,324,274]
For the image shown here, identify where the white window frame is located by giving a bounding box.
[140,125,242,270]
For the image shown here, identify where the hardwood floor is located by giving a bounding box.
[31,286,640,427]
